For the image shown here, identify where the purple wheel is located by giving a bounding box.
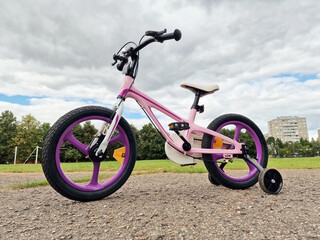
[42,106,136,201]
[202,114,268,189]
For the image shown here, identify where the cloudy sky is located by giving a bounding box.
[1,0,320,140]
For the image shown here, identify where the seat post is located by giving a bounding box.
[191,91,201,108]
[191,91,204,113]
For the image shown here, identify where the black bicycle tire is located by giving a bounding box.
[202,114,268,189]
[42,106,136,201]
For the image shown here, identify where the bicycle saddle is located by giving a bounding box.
[180,83,219,97]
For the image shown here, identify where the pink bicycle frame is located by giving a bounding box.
[117,76,243,156]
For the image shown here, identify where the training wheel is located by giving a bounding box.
[208,173,221,186]
[258,168,283,194]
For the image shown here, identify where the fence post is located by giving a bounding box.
[14,146,17,165]
[35,146,39,164]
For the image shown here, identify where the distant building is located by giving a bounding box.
[318,129,320,142]
[268,116,308,142]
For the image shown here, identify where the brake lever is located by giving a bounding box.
[112,54,127,66]
[112,54,118,66]
[145,29,167,37]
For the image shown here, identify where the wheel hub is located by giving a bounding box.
[89,144,106,162]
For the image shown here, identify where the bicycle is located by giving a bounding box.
[42,29,283,201]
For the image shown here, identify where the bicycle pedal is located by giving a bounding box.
[168,122,190,131]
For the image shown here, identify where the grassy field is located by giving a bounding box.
[1,157,320,174]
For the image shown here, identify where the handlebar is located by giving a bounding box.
[131,29,181,54]
[112,29,182,75]
[156,29,182,42]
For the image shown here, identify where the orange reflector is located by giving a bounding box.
[213,137,223,149]
[113,147,126,164]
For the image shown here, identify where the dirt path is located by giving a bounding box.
[0,172,89,189]
[0,170,319,239]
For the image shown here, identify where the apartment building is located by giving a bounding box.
[268,116,308,142]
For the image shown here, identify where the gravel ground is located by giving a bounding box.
[0,169,319,240]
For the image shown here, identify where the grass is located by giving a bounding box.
[1,157,319,189]
[0,163,44,173]
[11,180,49,189]
[1,157,320,174]
[268,157,320,169]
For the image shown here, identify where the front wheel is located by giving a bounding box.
[42,106,137,201]
[202,114,268,190]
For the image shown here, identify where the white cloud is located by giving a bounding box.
[0,0,320,141]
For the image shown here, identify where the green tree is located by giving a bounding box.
[310,139,320,156]
[0,110,17,164]
[39,122,51,146]
[61,121,98,162]
[273,138,284,157]
[73,121,97,145]
[64,147,83,162]
[137,123,166,160]
[13,114,44,163]
[275,138,284,148]
[130,124,139,144]
[266,137,276,156]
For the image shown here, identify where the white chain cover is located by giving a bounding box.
[165,132,202,165]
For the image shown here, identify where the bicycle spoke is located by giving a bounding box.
[64,131,89,155]
[233,124,242,141]
[88,161,101,186]
[108,134,122,145]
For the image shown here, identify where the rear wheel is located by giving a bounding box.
[208,173,221,186]
[202,114,268,189]
[42,106,136,201]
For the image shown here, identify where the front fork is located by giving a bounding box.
[89,98,124,161]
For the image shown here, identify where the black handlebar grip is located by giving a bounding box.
[158,29,182,42]
[173,29,182,41]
